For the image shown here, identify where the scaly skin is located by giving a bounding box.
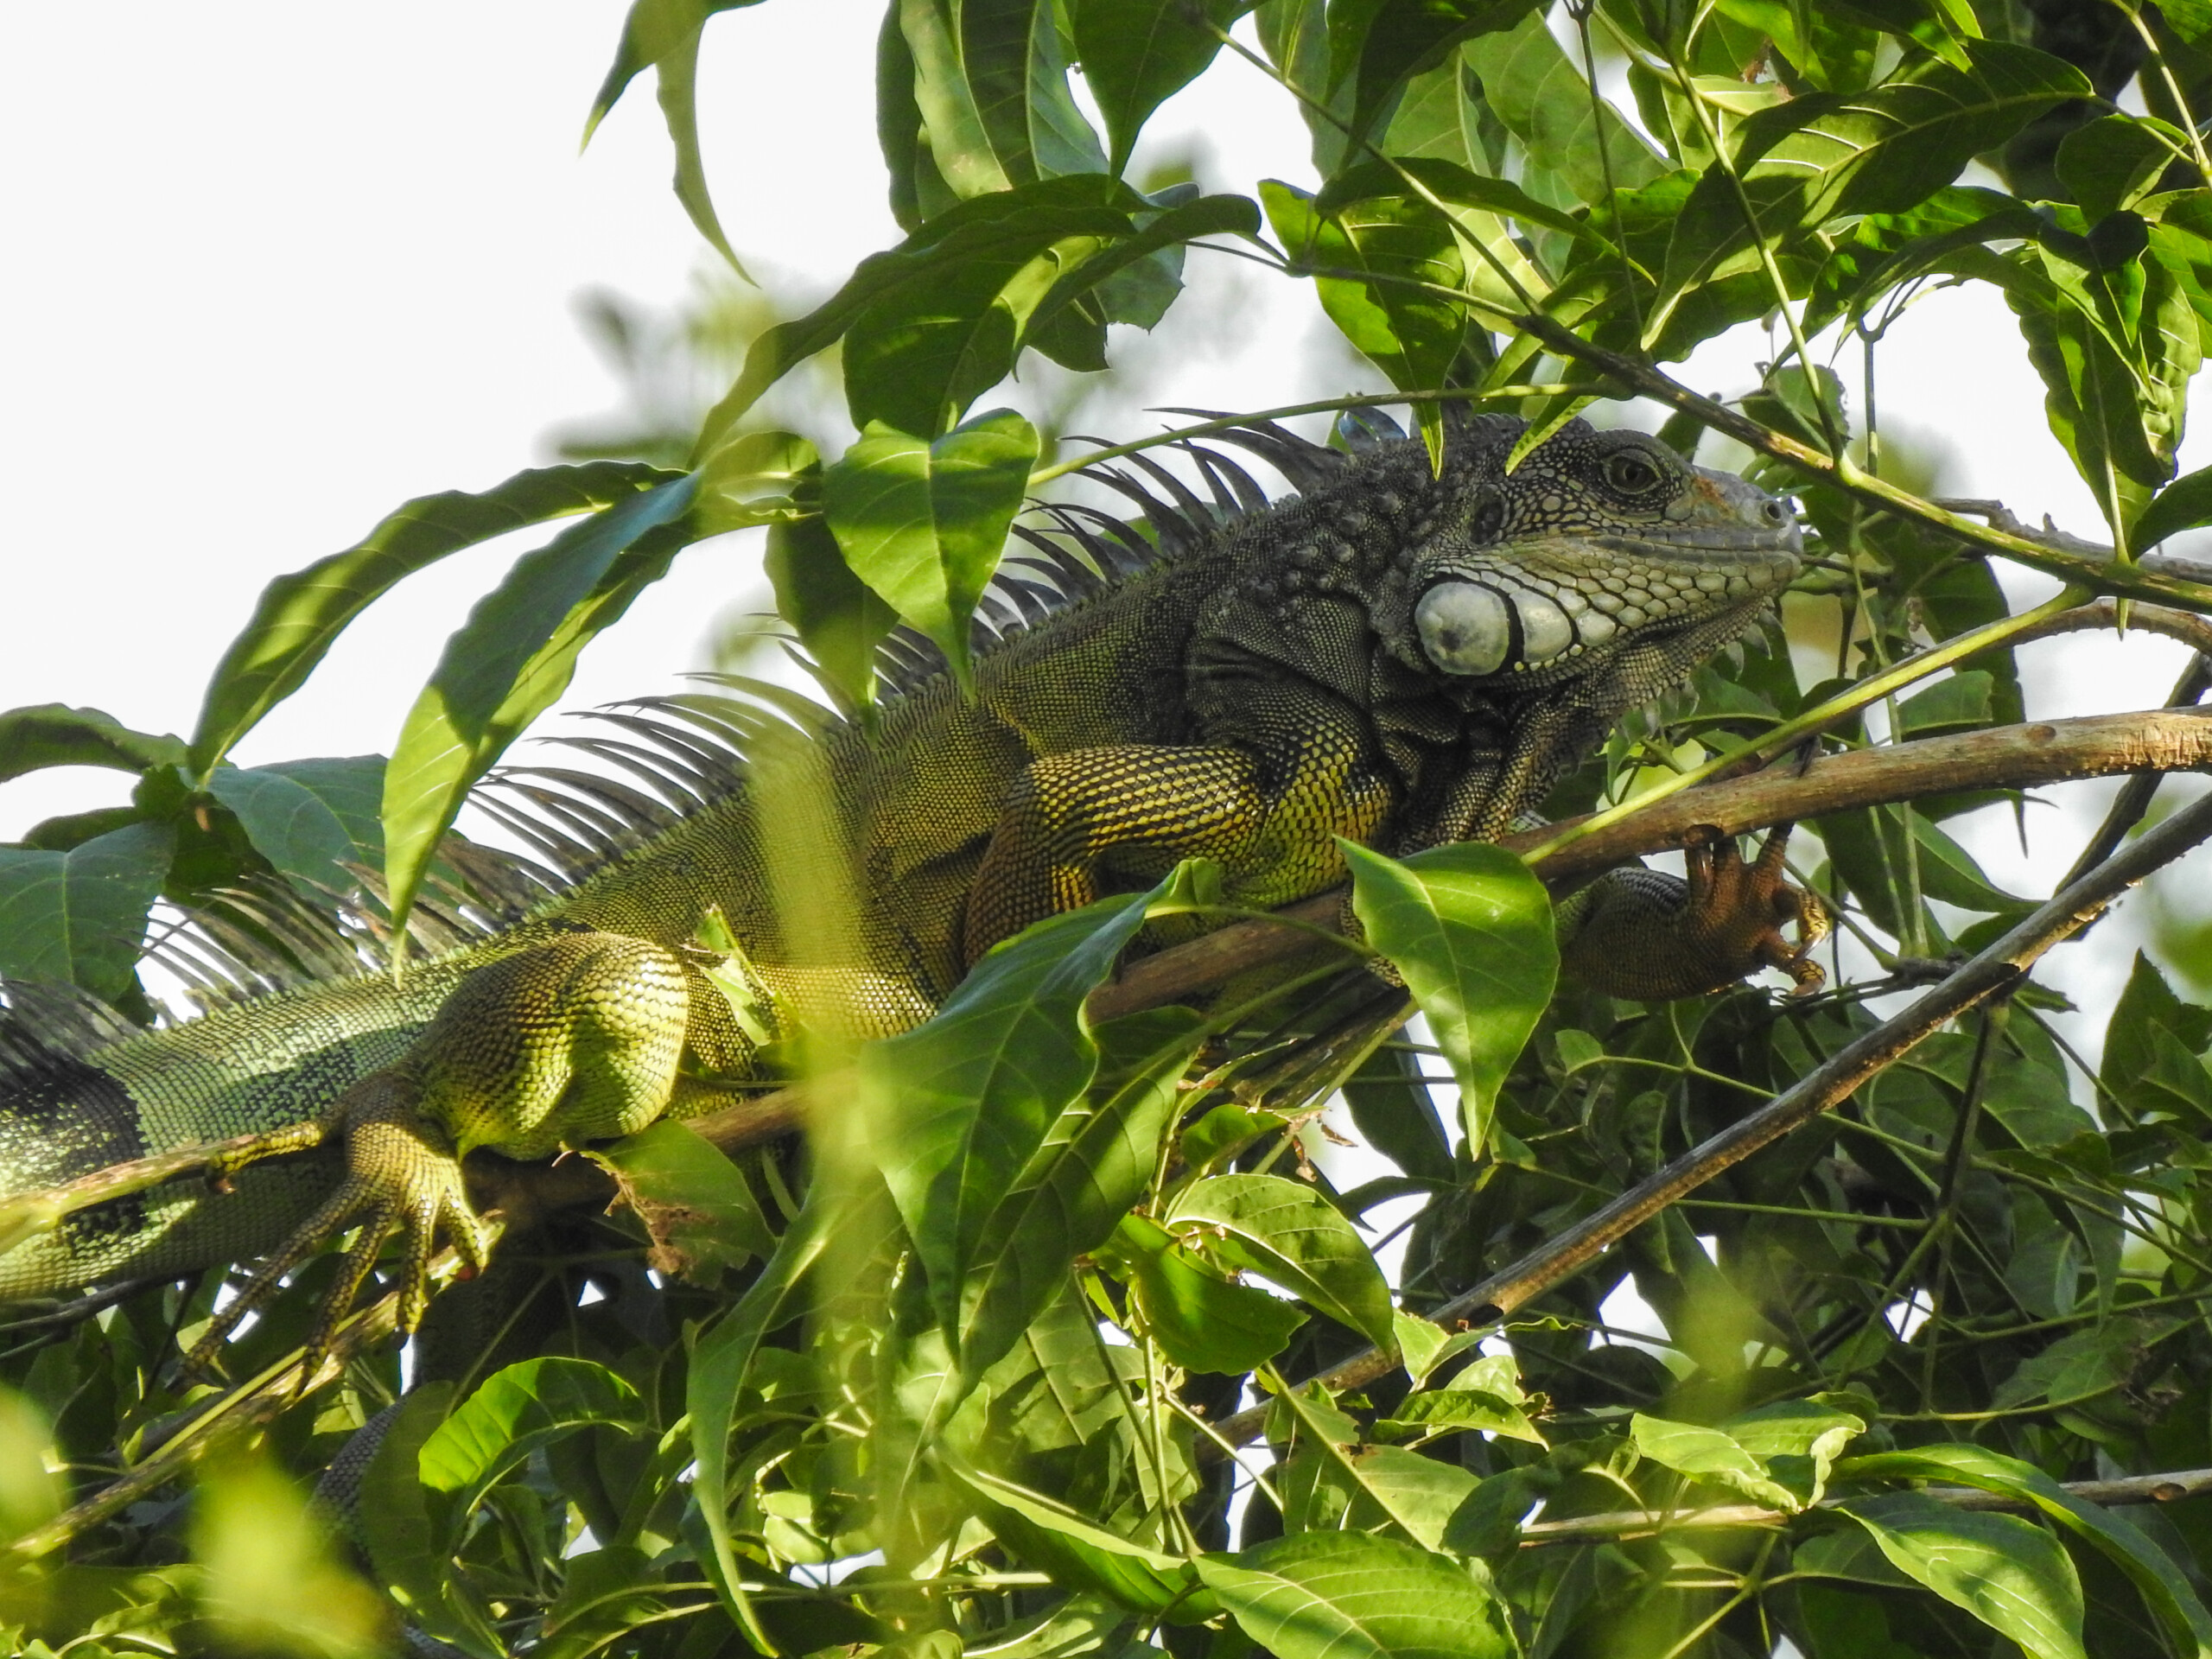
[0,415,1808,1356]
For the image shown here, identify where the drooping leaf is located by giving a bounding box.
[1834,1492,2087,1659]
[822,409,1039,688]
[1326,0,1542,150]
[0,821,172,1002]
[582,0,763,275]
[897,0,1105,199]
[1196,1531,1515,1659]
[2058,114,2190,224]
[188,461,681,777]
[1841,1442,2212,1659]
[688,1196,851,1645]
[0,706,187,787]
[204,765,372,898]
[702,178,1255,442]
[2129,457,2212,552]
[1342,839,1554,1155]
[1460,10,1665,211]
[379,473,701,939]
[1166,1172,1395,1346]
[862,884,1150,1340]
[1068,0,1249,175]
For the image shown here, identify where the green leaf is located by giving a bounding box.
[1460,11,1664,210]
[1166,1173,1394,1346]
[957,1005,1208,1379]
[1108,1211,1306,1372]
[943,1457,1215,1620]
[583,0,761,276]
[1834,1492,2087,1659]
[1342,839,1554,1155]
[1893,670,1993,738]
[1802,186,2040,338]
[823,410,1039,688]
[1840,1442,2212,1659]
[1179,1102,1292,1174]
[0,705,186,786]
[688,1196,847,1646]
[1629,1413,1803,1512]
[0,822,172,1002]
[379,472,701,939]
[586,1119,777,1281]
[356,1385,503,1659]
[203,766,370,897]
[2129,457,2212,552]
[1262,178,1473,464]
[1716,1397,1864,1508]
[1196,1531,1514,1659]
[2059,114,2190,225]
[862,878,1154,1333]
[188,461,681,777]
[417,1357,644,1523]
[1376,1353,1543,1445]
[703,178,1254,442]
[897,0,1105,198]
[1273,1380,1478,1550]
[1069,0,1247,175]
[1326,0,1542,150]
[1653,41,2088,344]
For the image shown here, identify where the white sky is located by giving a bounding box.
[2,1,2206,1046]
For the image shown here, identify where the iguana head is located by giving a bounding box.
[1392,418,1801,689]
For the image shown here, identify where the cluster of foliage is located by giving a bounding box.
[17,0,2212,1655]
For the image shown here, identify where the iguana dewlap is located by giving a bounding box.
[0,412,1808,1362]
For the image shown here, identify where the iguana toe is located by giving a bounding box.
[186,1072,489,1382]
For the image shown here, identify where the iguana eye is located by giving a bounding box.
[1602,451,1664,494]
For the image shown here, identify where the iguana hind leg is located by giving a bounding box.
[188,929,698,1376]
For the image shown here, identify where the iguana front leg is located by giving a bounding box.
[188,928,702,1375]
[962,734,1393,966]
[1557,826,1830,1000]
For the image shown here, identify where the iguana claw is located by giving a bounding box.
[185,1071,493,1382]
[1556,823,1830,1001]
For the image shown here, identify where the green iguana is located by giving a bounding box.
[0,411,1814,1370]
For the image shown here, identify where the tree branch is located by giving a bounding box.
[1204,787,2212,1451]
[1514,1466,2212,1546]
